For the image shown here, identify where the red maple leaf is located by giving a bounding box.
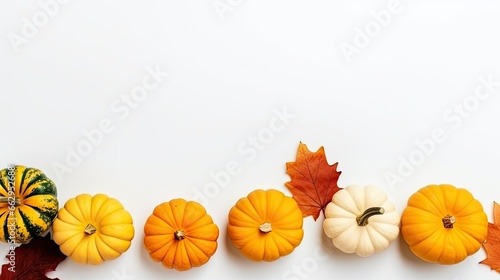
[0,234,66,280]
[481,202,500,273]
[285,142,342,221]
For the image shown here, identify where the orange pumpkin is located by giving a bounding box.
[227,189,304,262]
[143,198,219,271]
[401,184,488,264]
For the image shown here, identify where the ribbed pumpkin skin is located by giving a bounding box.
[323,185,400,257]
[401,184,488,265]
[53,194,134,265]
[144,199,219,271]
[0,166,58,244]
[227,189,303,262]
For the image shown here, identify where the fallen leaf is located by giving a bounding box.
[0,234,66,280]
[480,202,500,273]
[285,142,342,221]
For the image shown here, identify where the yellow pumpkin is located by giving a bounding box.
[52,194,134,265]
[227,189,303,262]
[143,199,219,271]
[401,184,488,264]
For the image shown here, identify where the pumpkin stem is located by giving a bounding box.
[442,215,456,228]
[174,230,186,241]
[356,207,385,226]
[84,224,97,235]
[0,197,22,206]
[259,222,272,233]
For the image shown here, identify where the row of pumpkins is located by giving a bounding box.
[0,166,489,271]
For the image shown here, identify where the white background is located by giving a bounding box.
[1,1,500,279]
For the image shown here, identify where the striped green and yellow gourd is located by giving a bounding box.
[0,165,58,244]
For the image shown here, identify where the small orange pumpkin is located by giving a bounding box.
[401,184,488,264]
[227,189,304,262]
[143,198,219,271]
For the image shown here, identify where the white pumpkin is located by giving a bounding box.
[323,185,400,257]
